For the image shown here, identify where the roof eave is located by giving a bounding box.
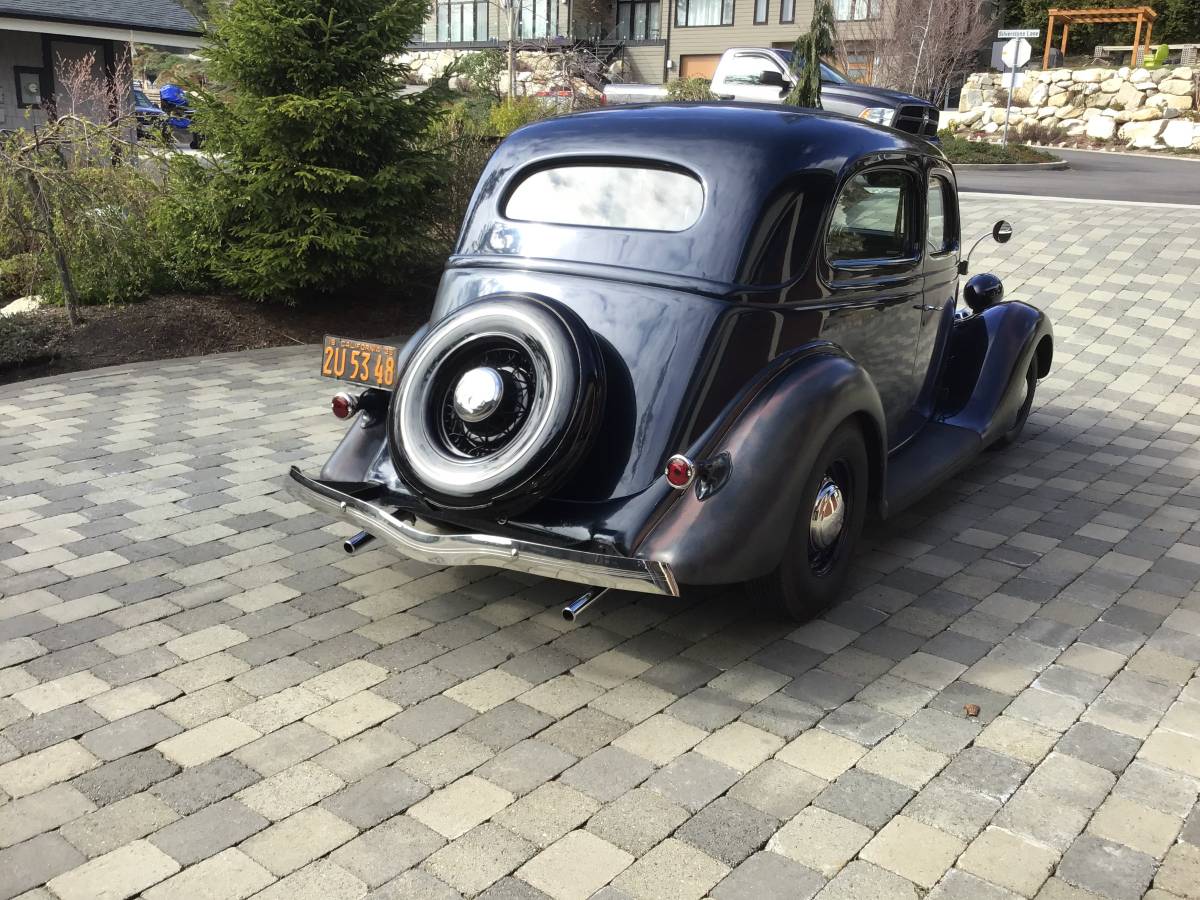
[0,13,204,47]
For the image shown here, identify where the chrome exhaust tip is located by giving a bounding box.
[562,587,609,623]
[343,530,376,554]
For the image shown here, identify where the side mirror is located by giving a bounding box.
[959,220,1015,274]
[964,273,1004,314]
[760,70,787,89]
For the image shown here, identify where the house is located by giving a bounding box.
[411,0,882,84]
[0,0,203,130]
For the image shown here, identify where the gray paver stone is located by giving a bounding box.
[149,797,269,865]
[1057,834,1157,900]
[711,851,824,900]
[321,766,430,829]
[331,814,445,887]
[0,833,86,900]
[676,796,779,867]
[644,751,741,813]
[814,769,915,829]
[560,746,655,803]
[70,750,180,807]
[79,709,183,761]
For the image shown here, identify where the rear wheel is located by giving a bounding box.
[750,422,868,621]
[991,359,1037,450]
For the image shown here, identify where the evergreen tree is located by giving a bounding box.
[785,0,836,108]
[185,0,446,302]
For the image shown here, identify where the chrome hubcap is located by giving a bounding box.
[809,476,845,551]
[452,367,505,423]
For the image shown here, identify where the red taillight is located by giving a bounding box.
[665,454,695,489]
[331,392,358,419]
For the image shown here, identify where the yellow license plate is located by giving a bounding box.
[320,336,399,389]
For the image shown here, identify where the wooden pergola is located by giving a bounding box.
[1043,6,1158,69]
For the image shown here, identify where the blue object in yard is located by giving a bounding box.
[159,84,187,106]
[159,83,192,128]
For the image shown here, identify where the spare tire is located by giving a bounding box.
[388,295,605,512]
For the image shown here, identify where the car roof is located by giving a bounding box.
[454,103,945,289]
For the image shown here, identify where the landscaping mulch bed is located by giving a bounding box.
[0,291,433,386]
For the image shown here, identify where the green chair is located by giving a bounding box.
[1143,44,1169,70]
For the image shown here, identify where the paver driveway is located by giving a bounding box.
[2,196,1200,900]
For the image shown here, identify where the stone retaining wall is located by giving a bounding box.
[946,65,1200,151]
[402,48,611,100]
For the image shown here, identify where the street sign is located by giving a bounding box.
[1001,37,1032,70]
[998,28,1039,39]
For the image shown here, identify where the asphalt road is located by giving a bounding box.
[957,147,1200,205]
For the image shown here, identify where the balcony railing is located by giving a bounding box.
[410,26,664,49]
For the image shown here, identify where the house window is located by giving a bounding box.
[15,67,44,108]
[754,0,768,24]
[617,0,661,39]
[779,0,794,24]
[519,0,559,37]
[675,0,733,28]
[436,0,488,41]
[834,0,878,20]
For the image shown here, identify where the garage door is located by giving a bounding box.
[680,54,721,80]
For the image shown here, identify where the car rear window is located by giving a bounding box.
[504,164,703,232]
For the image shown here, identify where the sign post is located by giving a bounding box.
[999,36,1033,146]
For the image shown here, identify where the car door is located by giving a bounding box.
[912,167,960,420]
[820,164,926,447]
[715,51,789,103]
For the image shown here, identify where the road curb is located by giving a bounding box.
[959,191,1200,209]
[953,159,1070,172]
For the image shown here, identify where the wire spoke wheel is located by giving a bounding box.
[434,341,538,458]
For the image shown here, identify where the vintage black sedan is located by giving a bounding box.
[288,104,1053,622]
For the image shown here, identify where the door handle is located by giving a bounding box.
[913,304,942,311]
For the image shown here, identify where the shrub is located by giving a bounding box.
[423,100,498,252]
[666,77,717,101]
[1016,121,1061,146]
[488,96,550,136]
[36,166,165,307]
[183,0,449,303]
[0,254,38,304]
[459,50,506,98]
[0,311,59,369]
[0,54,182,314]
[938,135,1057,165]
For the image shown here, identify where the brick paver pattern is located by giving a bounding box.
[2,197,1200,900]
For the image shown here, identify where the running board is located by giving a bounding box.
[885,422,981,515]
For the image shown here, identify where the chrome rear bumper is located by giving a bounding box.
[285,467,680,597]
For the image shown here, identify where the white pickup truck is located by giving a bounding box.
[604,47,941,142]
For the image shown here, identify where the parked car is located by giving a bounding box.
[604,48,941,141]
[132,84,166,140]
[287,104,1052,621]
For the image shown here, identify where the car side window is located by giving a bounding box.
[724,54,772,85]
[826,169,914,263]
[926,176,954,255]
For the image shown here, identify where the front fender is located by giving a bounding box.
[940,301,1052,444]
[634,344,886,585]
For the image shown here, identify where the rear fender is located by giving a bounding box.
[634,344,886,585]
[319,327,428,484]
[939,301,1052,444]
